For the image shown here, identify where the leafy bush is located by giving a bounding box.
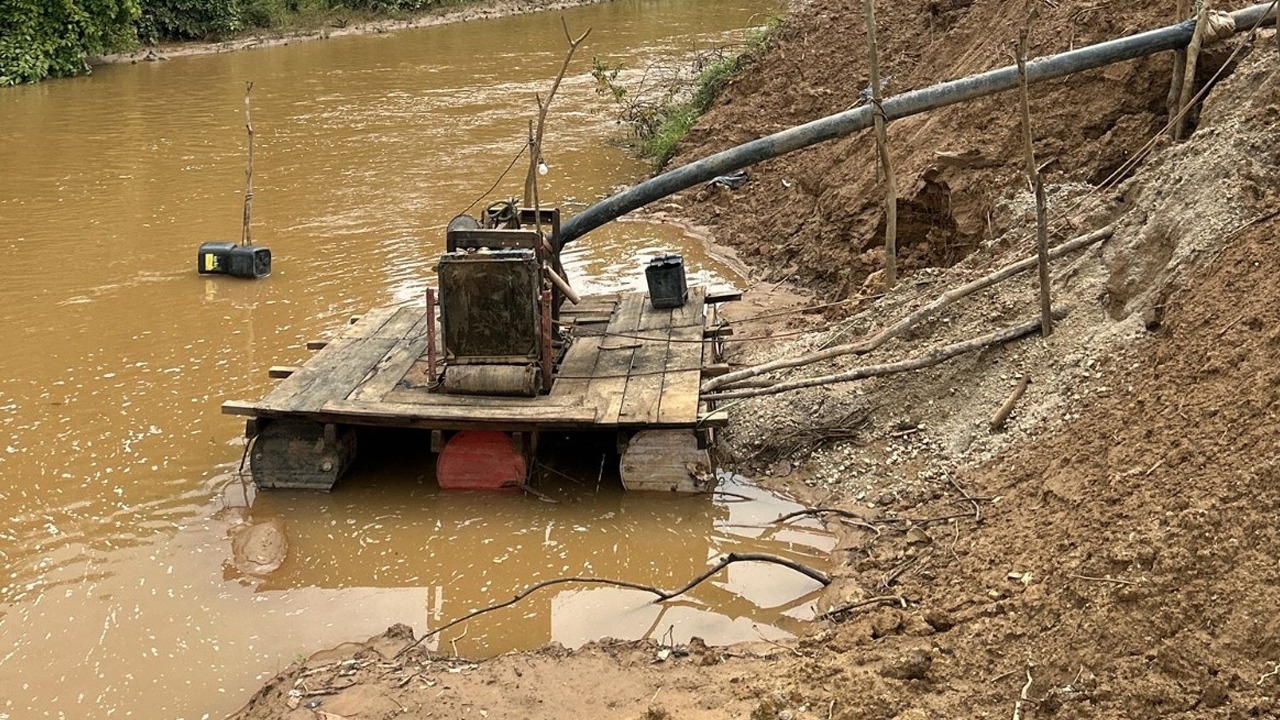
[138,0,245,42]
[0,0,140,85]
[592,16,786,171]
[338,0,432,10]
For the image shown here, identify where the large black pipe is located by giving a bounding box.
[561,2,1276,244]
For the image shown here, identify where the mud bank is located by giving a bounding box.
[231,0,1280,716]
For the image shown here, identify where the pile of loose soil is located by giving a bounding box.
[231,1,1280,717]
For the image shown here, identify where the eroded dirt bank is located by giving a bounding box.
[231,0,1280,716]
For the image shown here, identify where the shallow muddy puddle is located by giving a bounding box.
[227,437,833,659]
[0,0,787,716]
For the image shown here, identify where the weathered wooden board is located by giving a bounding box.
[656,323,705,425]
[321,399,597,428]
[547,333,604,406]
[588,293,647,426]
[285,306,423,413]
[254,306,400,408]
[348,310,433,403]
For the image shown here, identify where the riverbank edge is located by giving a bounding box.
[90,0,609,66]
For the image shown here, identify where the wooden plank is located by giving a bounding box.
[671,286,707,328]
[321,399,597,427]
[224,399,268,417]
[588,293,646,426]
[268,366,300,379]
[706,289,743,304]
[618,345,668,422]
[656,323,705,425]
[619,296,674,424]
[255,306,402,408]
[563,314,612,325]
[383,387,583,408]
[696,408,730,427]
[226,398,597,430]
[547,332,604,409]
[347,310,433,403]
[282,307,421,413]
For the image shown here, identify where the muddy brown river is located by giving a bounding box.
[0,2,824,717]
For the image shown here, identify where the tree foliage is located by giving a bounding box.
[0,0,140,85]
[0,0,458,85]
[137,0,244,42]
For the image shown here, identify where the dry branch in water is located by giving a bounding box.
[394,553,829,658]
[702,224,1113,394]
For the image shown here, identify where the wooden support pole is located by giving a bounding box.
[524,19,591,207]
[1175,1,1212,140]
[1017,25,1053,337]
[1167,0,1192,131]
[540,288,554,391]
[241,81,255,247]
[544,265,581,305]
[864,0,897,290]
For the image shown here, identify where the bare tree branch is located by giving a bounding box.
[394,552,829,658]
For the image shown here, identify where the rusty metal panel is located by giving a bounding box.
[437,249,541,363]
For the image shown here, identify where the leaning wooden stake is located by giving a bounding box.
[1016,26,1053,337]
[705,311,1067,402]
[701,224,1113,393]
[1175,1,1211,140]
[241,81,255,247]
[1166,0,1192,133]
[864,0,898,290]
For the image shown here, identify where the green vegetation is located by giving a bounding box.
[0,0,463,86]
[0,0,140,85]
[591,14,784,170]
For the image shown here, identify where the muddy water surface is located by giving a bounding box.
[0,2,804,717]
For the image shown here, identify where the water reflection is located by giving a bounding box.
[224,433,832,658]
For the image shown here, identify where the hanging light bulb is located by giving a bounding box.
[537,157,549,176]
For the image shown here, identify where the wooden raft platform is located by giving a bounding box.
[222,287,726,433]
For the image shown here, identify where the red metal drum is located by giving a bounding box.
[436,431,527,490]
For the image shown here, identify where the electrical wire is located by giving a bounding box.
[461,141,529,217]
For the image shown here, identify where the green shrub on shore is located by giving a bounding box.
[0,0,140,85]
[591,14,785,171]
[0,0,462,85]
